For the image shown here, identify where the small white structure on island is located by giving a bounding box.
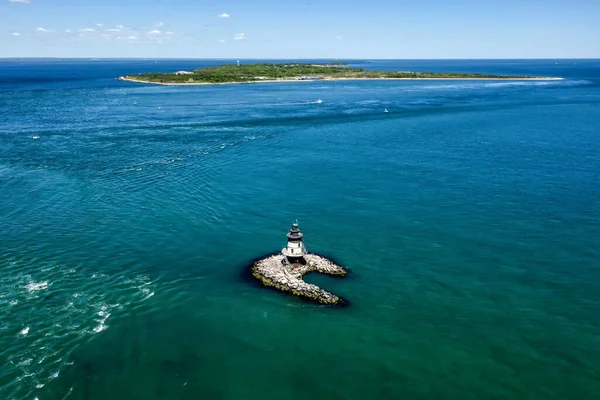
[175,71,193,75]
[282,221,308,266]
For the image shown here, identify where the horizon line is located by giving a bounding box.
[1,57,599,61]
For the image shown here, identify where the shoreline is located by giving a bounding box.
[118,75,564,86]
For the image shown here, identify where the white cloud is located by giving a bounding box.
[144,29,175,43]
[110,25,141,41]
[96,23,104,27]
[65,29,72,33]
[153,22,164,27]
[220,39,226,43]
[336,35,343,40]
[233,33,245,40]
[11,32,20,36]
[36,27,49,32]
[81,28,95,32]
[218,13,231,18]
[9,0,30,3]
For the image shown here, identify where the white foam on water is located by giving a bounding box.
[26,282,48,293]
[93,323,108,333]
[410,79,571,92]
[356,99,380,105]
[1,259,159,399]
[143,292,155,300]
[141,287,155,300]
[89,303,114,335]
[16,358,33,366]
[16,372,35,381]
[419,83,483,91]
[483,81,558,88]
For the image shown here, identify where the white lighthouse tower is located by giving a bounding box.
[282,221,307,265]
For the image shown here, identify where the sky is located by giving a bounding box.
[1,0,600,58]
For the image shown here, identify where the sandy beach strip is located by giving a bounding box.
[118,75,563,86]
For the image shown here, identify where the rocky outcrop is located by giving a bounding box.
[252,254,347,305]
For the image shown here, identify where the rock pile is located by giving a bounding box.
[252,253,347,305]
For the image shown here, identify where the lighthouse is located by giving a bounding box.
[282,221,307,265]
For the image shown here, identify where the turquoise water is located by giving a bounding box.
[1,59,599,399]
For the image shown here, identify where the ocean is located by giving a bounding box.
[1,59,599,399]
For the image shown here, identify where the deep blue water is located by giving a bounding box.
[1,59,600,400]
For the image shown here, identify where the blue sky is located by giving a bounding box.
[2,0,599,58]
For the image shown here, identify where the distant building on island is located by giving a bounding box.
[281,221,307,265]
[175,71,193,75]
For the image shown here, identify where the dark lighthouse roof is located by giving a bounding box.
[286,221,303,240]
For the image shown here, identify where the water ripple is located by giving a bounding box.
[0,256,158,399]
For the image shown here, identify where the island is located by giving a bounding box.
[118,62,561,85]
[252,222,348,306]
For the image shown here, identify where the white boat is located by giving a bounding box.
[384,109,389,113]
[316,99,323,104]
